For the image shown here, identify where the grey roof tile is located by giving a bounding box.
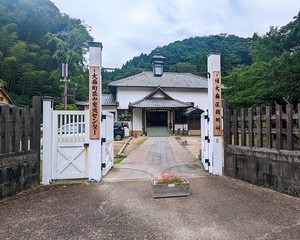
[75,94,117,106]
[129,99,193,109]
[109,72,208,89]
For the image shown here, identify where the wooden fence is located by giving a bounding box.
[224,102,300,151]
[0,96,41,154]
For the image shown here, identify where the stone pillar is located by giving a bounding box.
[207,51,223,175]
[88,42,103,181]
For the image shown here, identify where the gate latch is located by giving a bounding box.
[84,143,89,148]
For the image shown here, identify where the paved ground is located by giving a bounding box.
[104,137,207,181]
[1,136,300,240]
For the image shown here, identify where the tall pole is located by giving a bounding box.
[61,63,68,110]
[88,42,103,181]
[207,51,223,175]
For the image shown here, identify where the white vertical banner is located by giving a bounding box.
[207,51,223,175]
[88,42,103,181]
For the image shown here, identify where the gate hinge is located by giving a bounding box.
[204,115,210,122]
[101,163,106,169]
[101,114,106,121]
[205,159,210,166]
[205,136,210,143]
[101,138,106,145]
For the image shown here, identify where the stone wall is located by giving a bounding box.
[0,151,39,200]
[224,146,300,196]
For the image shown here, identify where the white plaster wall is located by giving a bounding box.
[132,108,142,131]
[117,87,155,109]
[164,88,208,111]
[117,87,208,111]
[102,106,117,120]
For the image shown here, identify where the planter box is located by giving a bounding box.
[151,180,190,198]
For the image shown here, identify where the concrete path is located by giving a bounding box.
[1,137,299,240]
[1,177,299,240]
[103,137,208,182]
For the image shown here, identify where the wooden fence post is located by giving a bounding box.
[33,96,41,180]
[3,105,10,154]
[241,108,246,146]
[12,107,21,153]
[266,106,272,149]
[248,107,254,147]
[256,106,263,147]
[21,108,29,151]
[233,108,239,145]
[286,104,293,150]
[223,101,231,146]
[276,105,283,150]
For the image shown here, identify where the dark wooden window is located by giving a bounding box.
[117,109,131,121]
[174,110,187,124]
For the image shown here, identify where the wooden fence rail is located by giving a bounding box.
[0,96,41,154]
[224,102,300,151]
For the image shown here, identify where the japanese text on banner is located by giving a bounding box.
[89,66,100,139]
[212,71,222,136]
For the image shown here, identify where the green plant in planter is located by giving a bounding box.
[154,172,185,184]
[152,172,190,198]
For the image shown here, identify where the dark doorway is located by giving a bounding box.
[147,111,167,126]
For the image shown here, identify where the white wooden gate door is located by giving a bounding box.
[52,110,89,179]
[201,110,209,171]
[101,111,114,176]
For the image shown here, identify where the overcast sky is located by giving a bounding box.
[50,0,300,68]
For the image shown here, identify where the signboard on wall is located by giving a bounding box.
[212,71,222,136]
[89,66,100,139]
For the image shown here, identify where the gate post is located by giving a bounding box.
[42,97,53,184]
[88,42,103,181]
[207,51,223,175]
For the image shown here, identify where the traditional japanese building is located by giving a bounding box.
[77,52,209,136]
[0,86,17,107]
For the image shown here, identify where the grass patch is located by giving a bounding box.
[137,138,146,146]
[114,155,127,164]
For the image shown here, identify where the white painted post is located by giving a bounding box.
[42,97,53,184]
[207,51,223,175]
[88,42,103,181]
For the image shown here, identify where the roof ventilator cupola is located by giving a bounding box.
[151,50,166,77]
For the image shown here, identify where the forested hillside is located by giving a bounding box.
[0,0,92,106]
[102,34,253,92]
[224,12,300,107]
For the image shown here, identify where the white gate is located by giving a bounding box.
[201,110,209,171]
[101,111,114,176]
[42,98,114,184]
[52,110,89,179]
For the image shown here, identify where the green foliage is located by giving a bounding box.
[0,0,93,106]
[54,103,78,110]
[119,34,252,77]
[224,12,300,108]
[155,172,185,185]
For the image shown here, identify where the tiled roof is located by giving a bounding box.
[109,72,208,89]
[129,99,193,109]
[102,94,117,105]
[129,87,193,109]
[183,107,204,115]
[75,94,117,106]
